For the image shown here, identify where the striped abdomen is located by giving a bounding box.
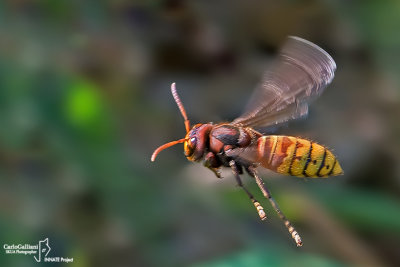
[257,135,343,178]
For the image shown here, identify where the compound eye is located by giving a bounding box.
[190,137,197,147]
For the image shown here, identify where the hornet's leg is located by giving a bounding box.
[247,166,303,247]
[204,152,222,178]
[229,160,266,221]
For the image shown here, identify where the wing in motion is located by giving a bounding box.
[232,36,336,128]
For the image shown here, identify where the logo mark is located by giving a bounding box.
[34,238,51,262]
[3,238,73,263]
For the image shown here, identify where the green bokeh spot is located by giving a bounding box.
[66,80,104,127]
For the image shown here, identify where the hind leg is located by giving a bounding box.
[246,166,303,247]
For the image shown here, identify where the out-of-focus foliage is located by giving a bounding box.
[0,1,399,267]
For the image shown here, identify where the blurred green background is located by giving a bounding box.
[1,1,400,266]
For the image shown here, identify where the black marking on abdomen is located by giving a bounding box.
[317,149,327,177]
[328,159,337,176]
[302,142,313,177]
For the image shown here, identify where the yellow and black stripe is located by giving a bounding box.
[257,135,343,178]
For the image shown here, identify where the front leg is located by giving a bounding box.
[204,152,222,178]
[229,160,266,221]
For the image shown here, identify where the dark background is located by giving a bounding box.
[0,1,400,266]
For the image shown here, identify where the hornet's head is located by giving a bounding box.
[151,83,212,162]
[183,123,213,161]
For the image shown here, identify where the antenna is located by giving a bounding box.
[151,138,186,162]
[171,83,190,133]
[151,83,191,162]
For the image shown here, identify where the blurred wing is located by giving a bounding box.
[233,36,336,128]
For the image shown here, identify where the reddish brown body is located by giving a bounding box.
[184,123,342,178]
[183,123,258,175]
